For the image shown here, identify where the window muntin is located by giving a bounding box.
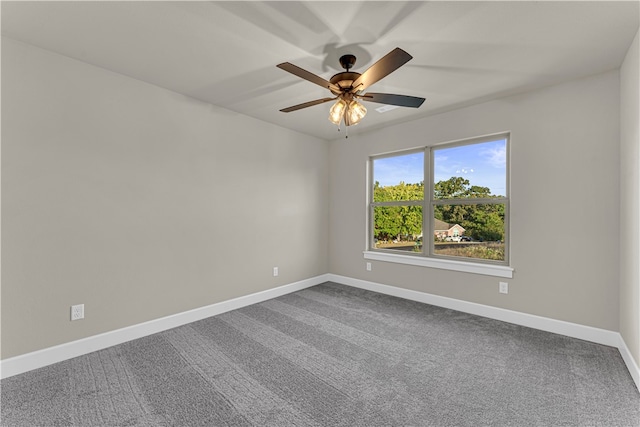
[370,134,509,265]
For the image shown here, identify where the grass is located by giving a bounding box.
[376,241,417,250]
[375,240,505,261]
[434,242,505,261]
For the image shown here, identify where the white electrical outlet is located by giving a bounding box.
[366,262,372,271]
[499,282,509,294]
[273,267,279,277]
[71,304,84,321]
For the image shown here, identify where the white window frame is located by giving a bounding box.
[365,133,513,278]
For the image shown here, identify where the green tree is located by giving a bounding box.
[434,176,469,199]
[373,181,423,240]
[434,177,504,241]
[462,204,505,241]
[434,177,492,199]
[374,177,505,243]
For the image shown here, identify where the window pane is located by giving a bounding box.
[433,203,505,261]
[434,139,506,199]
[373,205,423,253]
[373,152,424,202]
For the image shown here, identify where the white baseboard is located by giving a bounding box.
[328,274,619,345]
[328,274,640,391]
[0,274,329,380]
[3,272,639,392]
[617,334,640,391]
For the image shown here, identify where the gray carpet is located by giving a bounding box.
[1,282,639,426]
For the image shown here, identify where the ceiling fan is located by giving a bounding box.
[277,47,425,134]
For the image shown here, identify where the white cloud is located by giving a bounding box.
[456,168,474,174]
[482,145,506,169]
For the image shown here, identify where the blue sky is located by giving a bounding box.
[374,139,507,196]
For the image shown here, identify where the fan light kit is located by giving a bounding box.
[277,48,425,138]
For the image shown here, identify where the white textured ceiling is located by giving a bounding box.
[2,1,639,141]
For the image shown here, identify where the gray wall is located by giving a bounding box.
[620,29,640,367]
[1,38,330,359]
[329,69,621,332]
[2,33,637,365]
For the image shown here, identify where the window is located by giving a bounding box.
[371,150,424,254]
[368,134,511,276]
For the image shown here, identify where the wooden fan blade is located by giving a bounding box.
[350,48,413,93]
[360,92,425,108]
[277,62,340,93]
[280,97,336,113]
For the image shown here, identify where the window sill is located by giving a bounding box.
[363,250,514,278]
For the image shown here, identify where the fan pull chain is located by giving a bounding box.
[336,123,349,139]
[335,122,350,138]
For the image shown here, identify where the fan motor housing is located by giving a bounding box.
[329,72,361,95]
